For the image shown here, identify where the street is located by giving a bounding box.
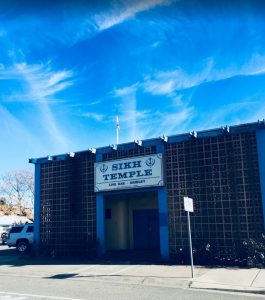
[0,245,263,300]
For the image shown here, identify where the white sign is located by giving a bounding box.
[94,154,164,192]
[184,197,194,212]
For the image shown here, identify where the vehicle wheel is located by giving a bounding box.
[16,240,29,252]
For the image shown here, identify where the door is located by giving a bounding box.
[133,209,159,249]
[26,225,34,244]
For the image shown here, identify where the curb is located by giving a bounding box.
[191,286,265,296]
[190,282,265,296]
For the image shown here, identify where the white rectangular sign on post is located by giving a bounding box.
[94,154,164,192]
[184,196,194,212]
[184,196,194,278]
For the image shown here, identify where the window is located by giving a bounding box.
[10,227,23,233]
[26,226,34,233]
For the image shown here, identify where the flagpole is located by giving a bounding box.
[116,115,119,145]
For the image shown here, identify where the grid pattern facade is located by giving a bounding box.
[37,127,264,259]
[39,152,96,256]
[165,132,264,257]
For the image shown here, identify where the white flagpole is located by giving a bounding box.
[116,115,120,145]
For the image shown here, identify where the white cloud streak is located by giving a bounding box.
[143,54,265,96]
[93,0,175,31]
[113,83,139,97]
[0,62,74,150]
[113,82,193,141]
[112,52,265,141]
[82,112,103,121]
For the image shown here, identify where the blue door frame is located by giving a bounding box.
[96,187,169,260]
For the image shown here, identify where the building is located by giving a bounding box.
[30,121,265,260]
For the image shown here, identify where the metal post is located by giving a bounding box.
[116,115,119,145]
[116,125,119,145]
[187,211,194,278]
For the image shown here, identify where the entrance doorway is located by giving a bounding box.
[104,191,160,258]
[133,209,159,249]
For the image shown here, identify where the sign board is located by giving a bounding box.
[94,153,164,192]
[184,197,194,212]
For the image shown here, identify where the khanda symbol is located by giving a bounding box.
[145,157,155,168]
[100,164,108,173]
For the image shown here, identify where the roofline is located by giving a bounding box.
[29,120,265,164]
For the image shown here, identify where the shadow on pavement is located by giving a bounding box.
[0,245,253,271]
[0,245,175,267]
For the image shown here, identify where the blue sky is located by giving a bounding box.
[1,0,265,173]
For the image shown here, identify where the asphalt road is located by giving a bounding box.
[0,245,262,300]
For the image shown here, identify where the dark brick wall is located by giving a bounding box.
[39,152,96,256]
[38,131,264,258]
[165,132,264,257]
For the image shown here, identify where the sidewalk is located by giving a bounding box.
[190,267,265,295]
[0,246,264,296]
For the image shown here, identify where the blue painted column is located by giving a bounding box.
[158,187,169,260]
[95,151,105,256]
[156,139,169,260]
[256,129,265,230]
[96,193,105,256]
[34,163,41,255]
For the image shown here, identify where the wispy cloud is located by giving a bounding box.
[81,112,103,121]
[0,105,45,171]
[151,108,194,137]
[196,100,265,131]
[143,54,265,96]
[113,82,193,141]
[93,0,176,31]
[0,0,175,46]
[113,83,139,97]
[0,61,74,149]
[115,107,194,140]
[15,63,74,100]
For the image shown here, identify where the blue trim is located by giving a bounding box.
[96,193,105,256]
[158,187,169,260]
[96,146,115,155]
[29,150,95,164]
[34,163,41,255]
[30,121,265,163]
[117,142,139,151]
[159,212,168,226]
[96,152,105,256]
[157,140,169,260]
[142,137,163,148]
[197,128,226,138]
[256,129,265,230]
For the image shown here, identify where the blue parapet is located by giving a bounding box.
[257,129,265,230]
[34,163,41,255]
